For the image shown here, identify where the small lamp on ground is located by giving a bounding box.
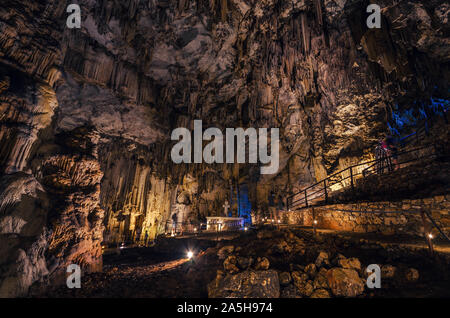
[312,219,318,236]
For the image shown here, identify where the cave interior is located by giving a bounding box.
[0,0,449,298]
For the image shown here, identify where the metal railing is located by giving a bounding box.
[286,143,441,211]
[286,102,449,212]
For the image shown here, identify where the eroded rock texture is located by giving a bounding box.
[0,0,449,296]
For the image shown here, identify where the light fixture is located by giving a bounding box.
[244,227,248,231]
[277,220,281,224]
[313,220,318,225]
[428,233,433,239]
[187,251,194,259]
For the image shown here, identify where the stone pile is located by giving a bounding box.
[207,228,432,298]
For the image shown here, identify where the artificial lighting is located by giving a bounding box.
[187,251,194,259]
[244,227,248,231]
[277,220,281,224]
[313,220,318,225]
[428,233,433,239]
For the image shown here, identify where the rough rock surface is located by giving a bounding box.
[326,267,365,297]
[0,0,449,296]
[208,269,280,298]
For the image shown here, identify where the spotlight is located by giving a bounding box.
[187,251,194,259]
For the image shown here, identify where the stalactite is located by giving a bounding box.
[300,12,310,54]
[315,0,323,26]
[221,0,228,22]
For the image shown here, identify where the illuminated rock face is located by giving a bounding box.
[0,0,449,296]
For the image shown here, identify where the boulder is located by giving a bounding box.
[237,256,253,270]
[313,268,329,289]
[279,272,292,286]
[270,239,292,254]
[297,281,314,297]
[405,268,419,282]
[304,263,317,278]
[381,265,397,279]
[217,246,234,260]
[315,251,330,268]
[208,270,280,298]
[291,271,314,296]
[223,255,239,274]
[280,284,302,298]
[326,268,365,297]
[338,258,361,271]
[254,257,270,270]
[257,230,275,239]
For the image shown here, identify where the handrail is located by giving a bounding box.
[286,143,439,210]
[423,210,450,243]
[286,103,449,211]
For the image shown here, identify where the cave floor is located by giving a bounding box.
[32,227,450,298]
[281,226,450,254]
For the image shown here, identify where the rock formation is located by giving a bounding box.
[0,0,449,296]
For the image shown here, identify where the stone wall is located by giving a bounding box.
[284,195,450,237]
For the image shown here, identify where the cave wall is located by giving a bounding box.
[284,194,450,237]
[0,0,449,296]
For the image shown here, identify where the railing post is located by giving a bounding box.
[304,190,308,208]
[312,207,316,236]
[421,210,434,256]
